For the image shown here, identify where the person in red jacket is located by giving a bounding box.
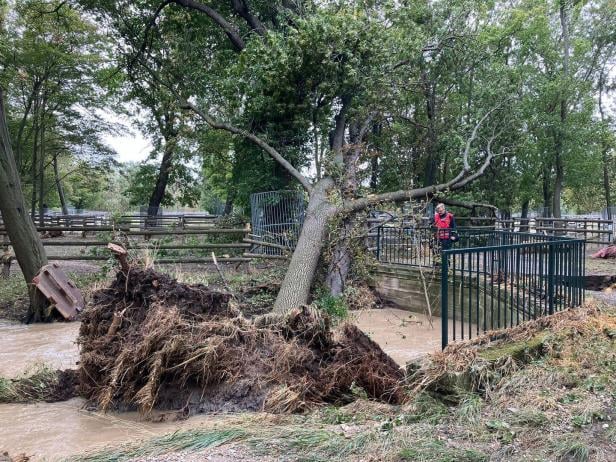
[434,203,457,251]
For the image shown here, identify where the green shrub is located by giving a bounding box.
[314,290,348,320]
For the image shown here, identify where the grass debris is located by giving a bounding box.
[0,365,77,403]
[78,266,405,416]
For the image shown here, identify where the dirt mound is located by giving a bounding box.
[77,267,405,415]
[407,303,616,400]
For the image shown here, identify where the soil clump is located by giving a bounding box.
[0,369,78,403]
[78,266,405,416]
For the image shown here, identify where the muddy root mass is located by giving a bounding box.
[78,268,405,415]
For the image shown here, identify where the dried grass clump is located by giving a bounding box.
[78,267,405,416]
[344,285,379,311]
[408,303,616,399]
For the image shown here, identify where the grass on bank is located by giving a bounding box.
[0,364,62,403]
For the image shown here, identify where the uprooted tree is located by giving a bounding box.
[185,101,503,313]
[79,0,513,314]
[0,88,49,321]
[68,4,507,314]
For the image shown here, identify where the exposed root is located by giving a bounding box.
[78,267,405,416]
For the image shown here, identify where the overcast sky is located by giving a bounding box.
[104,131,152,163]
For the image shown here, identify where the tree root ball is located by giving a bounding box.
[77,267,405,416]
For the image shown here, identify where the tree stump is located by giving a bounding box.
[1,250,13,279]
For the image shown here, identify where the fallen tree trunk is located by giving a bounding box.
[184,98,504,314]
[273,178,337,312]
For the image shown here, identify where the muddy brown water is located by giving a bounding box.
[353,308,443,365]
[0,321,80,377]
[0,398,236,460]
[0,309,444,460]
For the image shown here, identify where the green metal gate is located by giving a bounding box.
[374,226,585,348]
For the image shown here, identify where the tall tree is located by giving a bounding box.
[0,88,49,321]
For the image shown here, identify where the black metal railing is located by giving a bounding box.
[374,227,560,267]
[440,234,585,348]
[374,226,585,348]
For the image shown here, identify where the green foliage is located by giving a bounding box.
[402,392,449,425]
[553,437,590,462]
[314,290,348,321]
[70,428,246,462]
[1,0,117,213]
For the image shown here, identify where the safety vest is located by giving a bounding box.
[435,212,453,239]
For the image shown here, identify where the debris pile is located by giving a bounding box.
[407,304,616,399]
[78,266,405,415]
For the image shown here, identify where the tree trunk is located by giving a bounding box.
[325,216,353,296]
[603,149,612,219]
[370,123,381,192]
[223,189,234,215]
[30,116,39,219]
[542,166,552,217]
[553,0,570,220]
[520,199,530,232]
[553,154,563,218]
[37,119,46,225]
[598,71,612,219]
[53,155,69,215]
[273,178,337,312]
[0,89,49,321]
[421,70,438,187]
[324,121,364,296]
[147,136,176,217]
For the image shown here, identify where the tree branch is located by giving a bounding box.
[172,0,245,51]
[181,99,313,193]
[342,105,505,214]
[230,0,266,36]
[435,196,498,213]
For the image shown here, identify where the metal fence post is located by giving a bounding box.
[441,251,449,349]
[376,226,381,261]
[548,244,555,315]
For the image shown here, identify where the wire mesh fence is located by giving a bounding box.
[249,190,306,255]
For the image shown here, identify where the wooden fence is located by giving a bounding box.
[498,217,614,245]
[1,213,613,267]
[6,213,221,230]
[0,214,289,265]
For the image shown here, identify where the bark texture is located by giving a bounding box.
[147,135,176,216]
[273,178,337,312]
[0,89,49,321]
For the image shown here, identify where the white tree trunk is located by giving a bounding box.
[273,178,337,313]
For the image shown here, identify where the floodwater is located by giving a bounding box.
[353,308,442,365]
[0,398,234,460]
[0,308,444,460]
[0,321,80,377]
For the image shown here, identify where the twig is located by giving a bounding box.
[418,265,435,329]
[211,252,237,300]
